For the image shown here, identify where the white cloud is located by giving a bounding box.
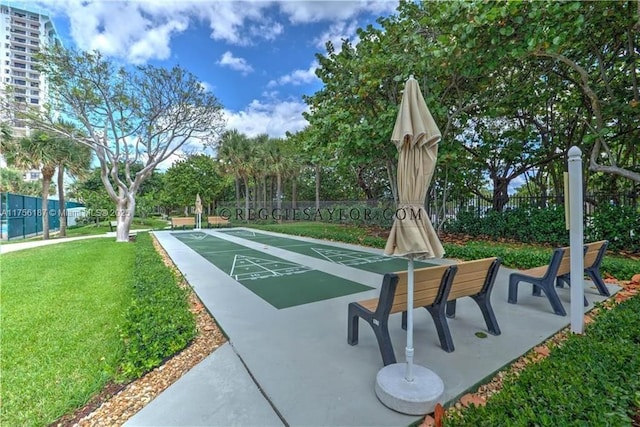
[313,20,361,52]
[267,61,319,87]
[224,99,309,138]
[217,51,254,75]
[32,0,398,64]
[279,1,397,24]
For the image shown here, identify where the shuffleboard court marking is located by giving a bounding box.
[221,229,257,238]
[311,247,391,266]
[230,254,312,281]
[182,233,207,240]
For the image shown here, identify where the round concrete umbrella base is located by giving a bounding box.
[375,363,444,416]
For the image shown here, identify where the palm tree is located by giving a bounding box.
[218,129,247,211]
[3,131,57,239]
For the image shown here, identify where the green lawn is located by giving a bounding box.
[0,240,136,426]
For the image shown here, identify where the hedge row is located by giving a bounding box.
[446,204,639,254]
[119,233,197,380]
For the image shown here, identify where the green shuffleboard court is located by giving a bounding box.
[217,229,436,274]
[172,232,372,309]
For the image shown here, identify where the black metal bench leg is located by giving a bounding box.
[587,268,610,296]
[347,303,360,345]
[446,300,457,318]
[538,285,567,316]
[348,303,396,366]
[556,275,589,306]
[471,294,501,335]
[372,320,396,366]
[426,305,455,352]
[508,276,520,304]
[401,310,407,330]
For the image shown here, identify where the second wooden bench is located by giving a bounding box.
[347,257,502,366]
[507,240,608,316]
[207,216,230,228]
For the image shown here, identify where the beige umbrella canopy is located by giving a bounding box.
[195,193,203,215]
[384,76,444,259]
[378,76,445,399]
[195,193,203,229]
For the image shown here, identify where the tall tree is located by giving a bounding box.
[1,131,58,239]
[163,154,232,214]
[32,46,225,241]
[217,129,250,212]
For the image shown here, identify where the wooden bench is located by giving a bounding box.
[347,257,502,366]
[557,240,609,297]
[207,215,230,228]
[171,217,195,230]
[109,221,117,232]
[508,242,607,316]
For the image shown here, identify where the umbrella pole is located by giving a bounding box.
[405,255,414,382]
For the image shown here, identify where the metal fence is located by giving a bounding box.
[0,192,84,240]
[426,192,638,219]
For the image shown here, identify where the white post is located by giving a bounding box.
[405,255,414,382]
[568,146,584,334]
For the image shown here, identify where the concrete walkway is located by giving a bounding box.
[124,228,619,427]
[0,229,153,254]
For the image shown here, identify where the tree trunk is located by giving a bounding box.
[243,176,250,220]
[276,173,282,223]
[115,197,135,242]
[291,176,298,209]
[492,177,510,212]
[315,164,321,211]
[40,166,55,240]
[235,176,240,210]
[57,165,67,237]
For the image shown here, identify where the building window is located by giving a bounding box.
[14,79,26,85]
[30,172,39,180]
[30,98,38,104]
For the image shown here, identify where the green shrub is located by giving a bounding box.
[119,233,196,379]
[444,295,640,426]
[587,204,640,253]
[447,206,569,247]
[448,204,639,254]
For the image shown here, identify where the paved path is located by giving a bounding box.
[0,229,153,254]
[125,228,619,427]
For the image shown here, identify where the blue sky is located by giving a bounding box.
[11,0,399,138]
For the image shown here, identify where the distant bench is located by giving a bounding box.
[508,240,609,316]
[109,221,117,232]
[207,216,230,228]
[347,257,502,366]
[171,217,195,230]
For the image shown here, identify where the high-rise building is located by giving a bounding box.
[0,2,60,180]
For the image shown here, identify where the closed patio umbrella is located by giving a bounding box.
[195,193,203,229]
[376,75,445,415]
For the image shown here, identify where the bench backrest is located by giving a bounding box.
[208,216,229,223]
[551,248,572,277]
[584,240,607,269]
[448,257,501,300]
[172,217,195,225]
[391,264,457,313]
